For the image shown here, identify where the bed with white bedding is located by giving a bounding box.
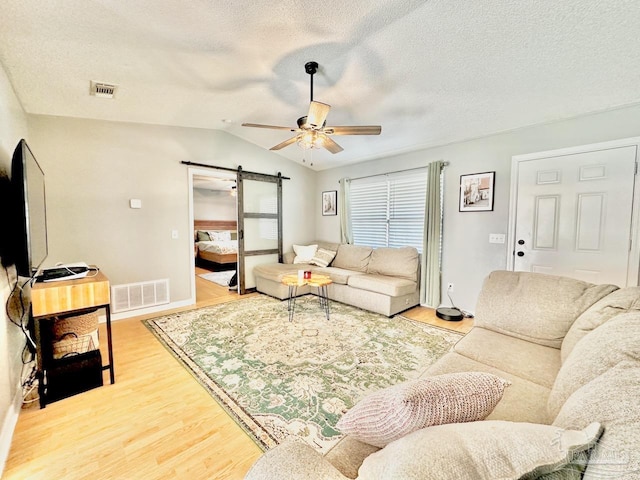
[194,220,238,266]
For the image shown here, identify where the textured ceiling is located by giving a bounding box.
[1,0,639,170]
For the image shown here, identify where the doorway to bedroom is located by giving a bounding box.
[189,168,239,303]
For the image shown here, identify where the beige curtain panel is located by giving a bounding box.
[420,160,444,307]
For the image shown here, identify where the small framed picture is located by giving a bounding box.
[322,190,337,216]
[459,171,495,212]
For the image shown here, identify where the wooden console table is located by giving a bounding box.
[31,270,115,407]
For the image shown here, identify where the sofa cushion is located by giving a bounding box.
[325,436,380,480]
[425,352,553,424]
[357,420,602,480]
[366,246,419,282]
[553,361,640,479]
[317,240,341,253]
[252,263,302,283]
[332,245,373,272]
[244,440,349,480]
[548,313,640,419]
[454,327,561,388]
[474,271,618,348]
[283,251,296,264]
[347,274,416,297]
[314,267,364,285]
[293,244,318,263]
[336,372,509,448]
[561,286,640,362]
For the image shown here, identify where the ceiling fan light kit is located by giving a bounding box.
[242,61,381,156]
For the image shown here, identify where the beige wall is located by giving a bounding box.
[0,62,29,473]
[26,116,317,303]
[316,103,640,311]
[193,188,237,221]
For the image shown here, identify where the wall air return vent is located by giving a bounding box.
[111,279,170,313]
[90,80,117,99]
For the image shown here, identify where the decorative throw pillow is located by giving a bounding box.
[309,248,337,268]
[336,372,510,448]
[357,420,602,480]
[293,244,318,264]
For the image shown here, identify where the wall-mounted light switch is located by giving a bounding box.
[171,230,179,239]
[129,199,142,209]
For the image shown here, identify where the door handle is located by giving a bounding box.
[517,251,525,257]
[518,239,525,245]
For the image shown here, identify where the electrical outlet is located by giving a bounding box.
[447,283,454,292]
[489,233,506,244]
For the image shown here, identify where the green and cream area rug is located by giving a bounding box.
[144,294,462,454]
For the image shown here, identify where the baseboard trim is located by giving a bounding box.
[100,298,195,322]
[0,382,23,477]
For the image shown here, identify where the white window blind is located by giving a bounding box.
[350,169,427,253]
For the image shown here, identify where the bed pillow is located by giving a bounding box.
[336,372,510,448]
[207,230,231,241]
[293,244,318,264]
[309,248,337,268]
[358,420,602,480]
[196,230,211,241]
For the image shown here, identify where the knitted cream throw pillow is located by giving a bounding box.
[336,372,510,448]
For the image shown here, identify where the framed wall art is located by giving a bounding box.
[322,190,337,216]
[459,171,495,212]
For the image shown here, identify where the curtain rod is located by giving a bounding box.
[346,162,449,182]
[181,161,291,180]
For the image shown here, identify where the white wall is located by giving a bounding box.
[316,104,640,312]
[0,62,29,475]
[27,116,317,304]
[193,188,236,221]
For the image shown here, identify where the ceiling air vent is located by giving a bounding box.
[90,80,117,99]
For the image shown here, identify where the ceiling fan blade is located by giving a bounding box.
[324,125,382,135]
[242,123,296,131]
[269,136,299,151]
[307,101,331,128]
[319,135,344,154]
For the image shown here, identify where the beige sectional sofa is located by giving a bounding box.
[253,241,420,317]
[245,270,640,479]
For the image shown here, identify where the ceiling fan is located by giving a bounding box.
[242,61,381,154]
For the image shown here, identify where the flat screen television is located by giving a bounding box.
[12,139,48,278]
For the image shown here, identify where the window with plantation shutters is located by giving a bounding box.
[350,169,427,253]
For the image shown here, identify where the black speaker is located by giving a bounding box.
[45,349,103,403]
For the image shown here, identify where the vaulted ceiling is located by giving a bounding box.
[1,0,639,170]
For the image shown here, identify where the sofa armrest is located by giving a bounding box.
[283,251,296,264]
[244,441,349,480]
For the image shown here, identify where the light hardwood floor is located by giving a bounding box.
[4,268,471,480]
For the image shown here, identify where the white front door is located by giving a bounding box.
[512,144,637,286]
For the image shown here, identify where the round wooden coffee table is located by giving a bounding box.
[281,273,333,322]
